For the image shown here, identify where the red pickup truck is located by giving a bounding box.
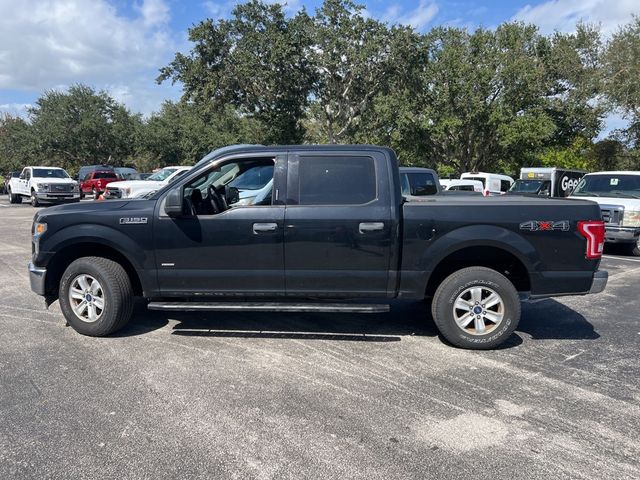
[80,170,119,199]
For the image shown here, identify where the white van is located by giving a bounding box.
[440,179,484,193]
[460,172,514,196]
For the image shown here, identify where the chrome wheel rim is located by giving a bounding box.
[68,274,105,323]
[452,286,504,335]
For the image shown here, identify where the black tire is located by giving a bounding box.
[58,257,134,336]
[627,240,640,257]
[8,187,21,204]
[30,190,39,207]
[80,191,85,199]
[431,266,520,350]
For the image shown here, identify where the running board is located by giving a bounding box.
[147,301,390,314]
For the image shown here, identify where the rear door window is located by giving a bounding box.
[500,180,511,192]
[297,156,376,205]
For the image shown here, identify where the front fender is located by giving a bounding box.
[40,224,147,270]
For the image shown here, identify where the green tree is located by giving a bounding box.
[29,84,141,172]
[603,16,640,147]
[135,101,265,169]
[0,114,36,172]
[158,0,314,144]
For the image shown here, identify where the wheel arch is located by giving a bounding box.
[44,239,145,298]
[420,226,535,297]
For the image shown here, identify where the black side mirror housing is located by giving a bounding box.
[165,188,184,217]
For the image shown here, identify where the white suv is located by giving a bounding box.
[570,171,640,255]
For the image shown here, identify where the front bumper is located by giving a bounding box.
[35,192,80,203]
[589,270,608,294]
[604,225,640,244]
[28,262,47,295]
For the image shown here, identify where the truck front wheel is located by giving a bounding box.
[30,190,39,207]
[431,267,520,350]
[58,257,134,336]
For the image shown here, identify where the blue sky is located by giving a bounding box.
[0,0,637,133]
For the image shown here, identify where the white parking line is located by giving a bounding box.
[602,255,640,263]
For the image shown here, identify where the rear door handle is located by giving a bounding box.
[359,222,384,234]
[253,222,278,234]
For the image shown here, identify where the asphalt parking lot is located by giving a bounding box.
[1,195,639,479]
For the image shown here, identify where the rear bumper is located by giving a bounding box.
[28,262,47,296]
[588,270,608,294]
[604,226,640,244]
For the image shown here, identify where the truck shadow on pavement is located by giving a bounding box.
[116,297,599,347]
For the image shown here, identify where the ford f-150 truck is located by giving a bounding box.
[9,166,80,207]
[28,145,607,349]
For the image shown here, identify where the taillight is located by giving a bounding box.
[577,220,605,259]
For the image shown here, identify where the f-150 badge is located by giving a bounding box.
[119,217,148,225]
[520,220,569,231]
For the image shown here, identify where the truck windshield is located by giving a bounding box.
[509,180,543,193]
[147,168,177,182]
[33,168,70,179]
[572,174,640,199]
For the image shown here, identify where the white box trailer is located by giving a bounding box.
[509,167,586,198]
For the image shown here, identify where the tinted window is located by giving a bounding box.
[572,174,640,198]
[83,173,92,181]
[500,180,511,192]
[94,172,117,179]
[298,156,376,205]
[405,172,438,196]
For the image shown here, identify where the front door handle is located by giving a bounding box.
[253,222,278,234]
[359,222,384,234]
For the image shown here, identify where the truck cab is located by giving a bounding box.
[509,168,585,197]
[570,171,640,255]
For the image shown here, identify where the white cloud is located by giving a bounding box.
[384,1,439,31]
[0,0,176,114]
[0,103,32,118]
[136,0,170,27]
[513,0,639,35]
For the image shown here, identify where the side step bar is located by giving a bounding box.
[147,301,390,314]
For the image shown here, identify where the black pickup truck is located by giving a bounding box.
[28,145,607,349]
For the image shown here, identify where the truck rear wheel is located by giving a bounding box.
[8,187,21,204]
[431,267,520,350]
[627,239,640,257]
[59,257,134,336]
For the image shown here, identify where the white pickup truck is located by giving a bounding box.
[104,166,191,199]
[570,171,640,256]
[7,166,80,207]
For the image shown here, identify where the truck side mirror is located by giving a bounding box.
[165,188,184,217]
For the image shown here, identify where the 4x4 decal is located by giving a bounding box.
[519,220,570,231]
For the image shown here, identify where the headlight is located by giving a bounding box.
[622,209,640,227]
[121,187,132,197]
[33,222,47,238]
[72,183,79,192]
[36,184,49,192]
